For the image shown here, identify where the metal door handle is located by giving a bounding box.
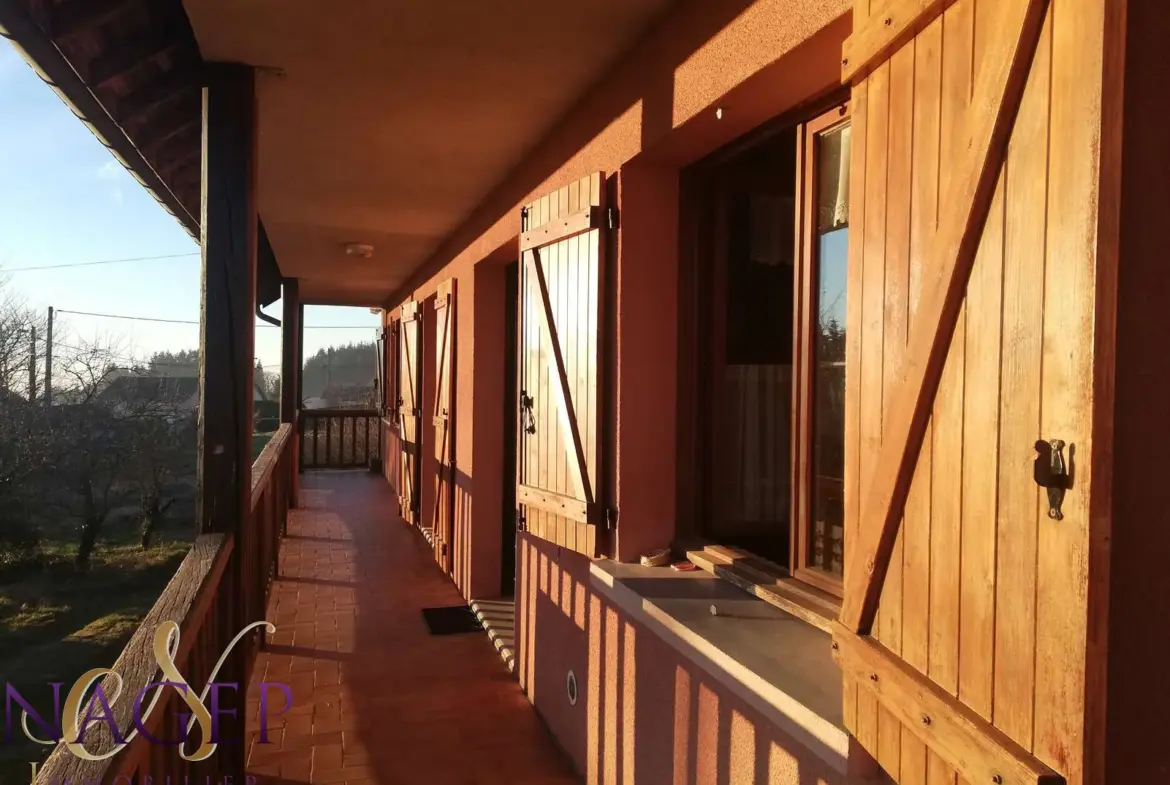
[1033,439,1070,520]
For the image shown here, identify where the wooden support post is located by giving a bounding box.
[281,278,301,506]
[196,62,256,774]
[297,302,305,475]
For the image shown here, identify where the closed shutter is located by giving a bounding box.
[517,172,610,558]
[836,1,1066,785]
[432,279,456,572]
[398,301,423,524]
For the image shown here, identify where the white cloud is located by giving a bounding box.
[95,159,127,204]
[96,159,125,181]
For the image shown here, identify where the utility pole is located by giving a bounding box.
[28,326,36,403]
[45,307,53,406]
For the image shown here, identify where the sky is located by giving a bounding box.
[0,42,380,375]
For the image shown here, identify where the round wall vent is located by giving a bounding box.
[566,669,578,706]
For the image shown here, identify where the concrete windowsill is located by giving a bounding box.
[589,559,849,775]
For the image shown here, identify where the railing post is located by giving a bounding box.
[196,62,257,779]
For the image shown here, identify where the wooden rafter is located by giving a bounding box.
[87,34,178,90]
[838,0,1051,633]
[833,625,1063,785]
[48,0,137,40]
[115,70,200,128]
[527,246,593,505]
[152,128,200,173]
[145,114,200,159]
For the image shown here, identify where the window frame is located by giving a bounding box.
[676,95,851,603]
[790,102,852,597]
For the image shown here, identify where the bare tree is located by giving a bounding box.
[0,280,47,400]
[48,340,136,568]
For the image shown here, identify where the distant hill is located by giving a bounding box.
[302,342,377,400]
[143,343,377,402]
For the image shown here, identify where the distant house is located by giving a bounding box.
[97,375,200,422]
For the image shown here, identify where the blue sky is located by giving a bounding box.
[0,42,378,372]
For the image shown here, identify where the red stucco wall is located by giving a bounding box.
[515,534,848,785]
[378,0,853,774]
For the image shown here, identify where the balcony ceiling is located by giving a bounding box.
[181,0,675,305]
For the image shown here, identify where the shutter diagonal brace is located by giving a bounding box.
[526,245,594,507]
[839,0,1051,635]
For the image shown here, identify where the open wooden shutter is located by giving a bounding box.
[398,301,423,525]
[517,172,608,558]
[836,1,1067,784]
[375,327,387,415]
[432,279,456,572]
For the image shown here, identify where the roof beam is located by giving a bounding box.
[114,68,200,128]
[86,33,179,91]
[140,97,200,156]
[48,0,137,40]
[155,133,201,177]
[0,0,198,236]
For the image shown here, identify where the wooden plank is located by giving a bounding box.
[929,11,973,785]
[1034,0,1098,777]
[687,549,837,634]
[518,484,590,523]
[841,68,869,737]
[959,0,1008,725]
[838,0,1050,634]
[993,9,1050,749]
[841,0,960,83]
[832,625,1064,785]
[901,17,942,785]
[856,55,890,761]
[527,246,592,505]
[877,39,916,778]
[520,206,602,253]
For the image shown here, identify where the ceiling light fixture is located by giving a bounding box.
[345,243,374,258]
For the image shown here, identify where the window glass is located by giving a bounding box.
[808,122,849,579]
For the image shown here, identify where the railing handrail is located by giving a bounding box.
[36,533,235,784]
[300,407,380,417]
[37,427,297,785]
[251,422,292,509]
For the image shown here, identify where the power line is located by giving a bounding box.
[0,252,199,273]
[55,309,378,329]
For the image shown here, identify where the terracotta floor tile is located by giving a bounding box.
[247,472,578,785]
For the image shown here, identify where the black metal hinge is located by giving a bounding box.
[518,509,527,532]
[604,507,618,529]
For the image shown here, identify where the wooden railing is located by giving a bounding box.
[299,408,382,469]
[36,424,295,785]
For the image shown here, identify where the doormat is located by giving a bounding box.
[421,605,482,636]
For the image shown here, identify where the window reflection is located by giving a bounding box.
[809,123,849,579]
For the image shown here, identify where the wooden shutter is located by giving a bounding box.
[432,279,456,572]
[375,326,387,415]
[517,172,609,558]
[398,301,423,525]
[835,1,1070,784]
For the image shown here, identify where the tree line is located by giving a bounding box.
[0,288,195,570]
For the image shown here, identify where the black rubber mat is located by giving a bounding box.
[421,605,482,635]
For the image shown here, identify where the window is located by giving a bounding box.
[684,101,850,596]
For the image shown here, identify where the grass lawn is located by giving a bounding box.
[253,431,275,461]
[0,533,190,785]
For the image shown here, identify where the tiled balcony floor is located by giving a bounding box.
[245,471,577,785]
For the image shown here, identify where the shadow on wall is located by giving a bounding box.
[517,535,847,785]
[391,0,765,301]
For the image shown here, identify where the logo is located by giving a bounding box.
[7,621,292,781]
